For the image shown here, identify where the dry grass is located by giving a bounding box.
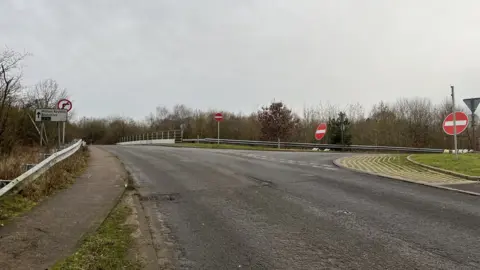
[0,146,89,223]
[0,146,42,180]
[21,147,89,201]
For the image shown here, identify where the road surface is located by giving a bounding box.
[104,145,480,270]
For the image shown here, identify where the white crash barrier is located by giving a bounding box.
[117,139,176,145]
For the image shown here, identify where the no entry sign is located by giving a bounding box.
[214,113,223,122]
[315,123,327,140]
[443,112,469,135]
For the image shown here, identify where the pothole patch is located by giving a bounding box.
[139,193,181,202]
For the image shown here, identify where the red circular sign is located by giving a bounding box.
[315,123,327,140]
[214,113,223,122]
[443,111,469,135]
[57,99,73,112]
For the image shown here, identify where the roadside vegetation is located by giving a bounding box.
[410,153,480,176]
[52,191,142,270]
[0,147,89,225]
[2,47,477,151]
[73,90,476,151]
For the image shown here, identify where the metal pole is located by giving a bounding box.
[472,112,476,151]
[39,122,43,147]
[340,112,345,146]
[62,121,66,145]
[217,121,220,144]
[57,122,61,148]
[278,138,280,149]
[451,85,458,159]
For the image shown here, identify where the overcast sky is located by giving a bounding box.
[2,0,480,120]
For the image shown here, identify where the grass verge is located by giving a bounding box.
[410,153,480,176]
[52,192,142,270]
[0,146,89,225]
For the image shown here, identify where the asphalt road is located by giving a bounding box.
[104,145,480,270]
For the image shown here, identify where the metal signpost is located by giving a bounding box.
[462,97,480,150]
[444,86,469,160]
[214,113,223,144]
[450,86,458,159]
[57,99,73,144]
[314,123,327,141]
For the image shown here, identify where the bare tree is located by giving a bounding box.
[27,79,67,108]
[0,48,28,145]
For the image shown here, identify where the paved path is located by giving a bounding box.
[0,146,125,270]
[105,145,480,270]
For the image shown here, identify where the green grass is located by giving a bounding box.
[410,153,480,176]
[52,202,142,270]
[0,195,36,226]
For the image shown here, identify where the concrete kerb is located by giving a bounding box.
[406,155,480,181]
[332,157,480,197]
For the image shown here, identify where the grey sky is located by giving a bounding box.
[2,0,480,120]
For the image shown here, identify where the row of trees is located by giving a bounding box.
[1,46,475,152]
[72,98,475,150]
[0,47,69,154]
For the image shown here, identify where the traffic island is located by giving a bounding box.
[334,155,480,196]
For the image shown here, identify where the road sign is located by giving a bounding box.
[57,99,73,112]
[443,111,469,135]
[214,113,223,122]
[315,123,327,140]
[463,98,480,114]
[35,109,67,122]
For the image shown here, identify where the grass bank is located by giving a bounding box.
[0,146,89,225]
[410,153,480,176]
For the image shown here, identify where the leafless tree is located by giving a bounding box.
[27,79,67,108]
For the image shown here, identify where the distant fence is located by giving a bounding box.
[118,130,182,144]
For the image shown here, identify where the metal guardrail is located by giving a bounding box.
[118,130,182,143]
[0,139,86,198]
[182,138,446,153]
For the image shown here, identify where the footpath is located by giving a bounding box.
[0,146,126,270]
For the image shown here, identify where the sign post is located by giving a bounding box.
[463,97,480,150]
[443,104,469,160]
[57,99,73,145]
[214,113,223,144]
[451,86,458,159]
[314,123,327,141]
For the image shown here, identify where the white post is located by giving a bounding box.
[451,85,458,159]
[217,121,220,144]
